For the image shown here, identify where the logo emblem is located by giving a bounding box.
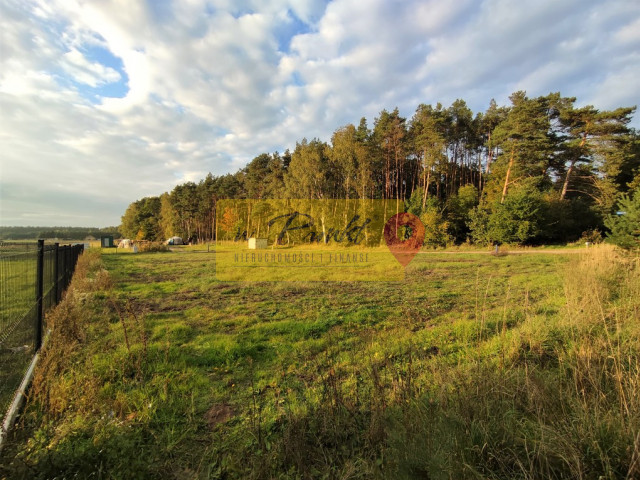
[383,213,424,267]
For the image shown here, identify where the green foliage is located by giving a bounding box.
[605,186,640,250]
[369,108,413,205]
[405,187,425,216]
[409,104,448,207]
[110,92,636,246]
[537,194,601,243]
[419,199,451,248]
[0,226,120,240]
[469,185,545,245]
[243,153,273,199]
[446,184,478,243]
[120,197,162,241]
[284,138,333,199]
[616,131,640,193]
[328,125,359,199]
[137,242,170,253]
[159,192,178,239]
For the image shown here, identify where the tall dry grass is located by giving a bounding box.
[382,245,640,479]
[559,244,640,479]
[28,250,112,417]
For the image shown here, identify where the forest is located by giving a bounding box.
[0,226,121,241]
[120,91,639,246]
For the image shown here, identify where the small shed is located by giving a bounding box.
[166,236,184,245]
[248,238,268,249]
[100,235,114,248]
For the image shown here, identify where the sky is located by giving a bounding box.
[1,0,639,227]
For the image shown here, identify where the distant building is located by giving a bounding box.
[248,238,267,249]
[100,235,114,248]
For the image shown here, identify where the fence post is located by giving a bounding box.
[65,246,70,289]
[53,242,59,304]
[35,239,44,351]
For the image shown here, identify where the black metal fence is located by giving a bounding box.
[0,240,84,422]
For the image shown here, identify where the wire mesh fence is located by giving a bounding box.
[0,241,84,424]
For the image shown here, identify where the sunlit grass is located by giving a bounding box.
[1,246,637,479]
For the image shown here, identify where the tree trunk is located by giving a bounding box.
[560,134,587,200]
[501,148,514,204]
[422,168,431,210]
[560,160,575,200]
[485,132,493,176]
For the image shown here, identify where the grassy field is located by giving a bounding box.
[0,245,638,479]
[0,248,40,416]
[0,243,79,416]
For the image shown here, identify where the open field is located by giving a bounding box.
[0,247,39,417]
[1,246,638,479]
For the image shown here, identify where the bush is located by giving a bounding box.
[579,229,603,244]
[605,186,640,250]
[538,195,602,244]
[446,184,479,243]
[469,185,545,245]
[137,242,170,253]
[419,199,451,248]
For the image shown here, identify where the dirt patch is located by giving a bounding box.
[114,298,173,314]
[174,290,205,301]
[204,403,234,428]
[126,272,179,282]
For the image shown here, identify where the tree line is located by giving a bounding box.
[120,91,639,246]
[0,226,121,241]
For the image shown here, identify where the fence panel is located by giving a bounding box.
[0,241,84,425]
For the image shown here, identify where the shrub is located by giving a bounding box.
[469,185,545,245]
[579,229,603,244]
[446,184,479,243]
[419,199,451,248]
[137,242,169,253]
[605,185,640,250]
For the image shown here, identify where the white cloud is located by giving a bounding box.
[613,17,640,46]
[0,0,639,226]
[60,49,121,87]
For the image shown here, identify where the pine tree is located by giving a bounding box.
[605,186,640,250]
[558,104,635,200]
[410,104,448,209]
[489,92,556,204]
[329,124,359,199]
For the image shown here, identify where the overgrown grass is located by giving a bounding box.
[382,246,640,479]
[0,247,638,479]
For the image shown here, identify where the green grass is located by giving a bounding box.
[1,247,638,479]
[1,244,76,414]
[0,250,40,415]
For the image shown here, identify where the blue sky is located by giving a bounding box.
[1,0,639,227]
